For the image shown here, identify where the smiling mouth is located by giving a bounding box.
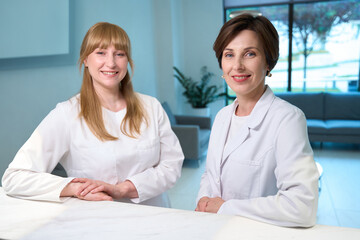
[102,71,118,75]
[232,75,251,82]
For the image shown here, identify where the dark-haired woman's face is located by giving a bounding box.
[221,30,268,100]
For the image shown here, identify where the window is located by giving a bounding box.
[225,0,360,101]
[292,1,360,92]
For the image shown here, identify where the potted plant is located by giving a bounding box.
[173,66,225,116]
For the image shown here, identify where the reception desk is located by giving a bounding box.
[1,188,360,240]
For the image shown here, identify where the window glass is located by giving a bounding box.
[225,0,360,101]
[292,0,360,92]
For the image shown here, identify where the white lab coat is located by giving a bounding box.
[197,87,319,227]
[2,93,184,207]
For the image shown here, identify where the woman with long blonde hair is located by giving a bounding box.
[2,22,184,207]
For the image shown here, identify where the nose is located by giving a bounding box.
[105,55,116,68]
[233,57,245,71]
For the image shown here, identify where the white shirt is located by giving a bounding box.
[223,112,248,161]
[2,93,184,206]
[197,86,319,227]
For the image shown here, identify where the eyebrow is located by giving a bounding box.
[95,47,124,52]
[224,46,261,51]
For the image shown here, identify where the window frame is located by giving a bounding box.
[223,0,360,103]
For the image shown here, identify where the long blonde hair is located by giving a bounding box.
[78,22,147,141]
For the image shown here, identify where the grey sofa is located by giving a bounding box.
[162,102,211,160]
[276,92,360,144]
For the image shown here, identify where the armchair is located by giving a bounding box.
[162,102,211,161]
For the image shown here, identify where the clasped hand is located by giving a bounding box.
[195,196,225,213]
[71,178,116,201]
[68,178,138,202]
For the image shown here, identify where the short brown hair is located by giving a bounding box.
[213,14,279,71]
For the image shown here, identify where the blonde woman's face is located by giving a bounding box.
[84,44,128,92]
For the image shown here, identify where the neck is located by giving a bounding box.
[235,85,266,116]
[95,87,126,112]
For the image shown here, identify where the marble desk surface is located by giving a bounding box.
[1,188,360,240]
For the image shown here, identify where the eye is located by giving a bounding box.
[245,51,256,57]
[96,51,104,55]
[116,52,126,57]
[223,52,233,58]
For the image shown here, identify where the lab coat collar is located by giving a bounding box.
[246,86,275,129]
[220,86,275,164]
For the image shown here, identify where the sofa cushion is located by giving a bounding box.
[276,92,324,119]
[324,92,360,120]
[325,120,360,135]
[199,129,211,149]
[307,119,328,134]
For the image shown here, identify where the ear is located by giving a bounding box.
[266,66,270,73]
[84,58,88,67]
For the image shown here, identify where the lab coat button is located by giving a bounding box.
[216,178,220,184]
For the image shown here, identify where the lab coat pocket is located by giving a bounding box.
[221,159,262,200]
[136,138,161,168]
[221,146,273,200]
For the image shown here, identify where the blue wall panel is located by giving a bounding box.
[0,0,69,59]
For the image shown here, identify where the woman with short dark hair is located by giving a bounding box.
[196,14,318,227]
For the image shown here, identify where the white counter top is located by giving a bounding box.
[1,188,359,240]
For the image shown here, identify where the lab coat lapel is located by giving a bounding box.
[220,87,275,165]
[221,121,249,165]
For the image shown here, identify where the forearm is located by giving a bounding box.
[196,171,212,203]
[114,180,138,199]
[125,160,182,203]
[3,168,73,202]
[60,182,82,197]
[218,190,317,227]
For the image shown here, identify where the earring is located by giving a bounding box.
[266,71,272,77]
[221,75,225,79]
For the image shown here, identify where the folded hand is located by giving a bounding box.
[195,196,224,213]
[60,179,113,201]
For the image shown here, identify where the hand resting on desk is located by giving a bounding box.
[60,179,113,201]
[70,178,139,200]
[196,196,225,213]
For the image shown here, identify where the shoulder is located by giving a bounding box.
[136,93,159,104]
[213,102,234,123]
[268,96,307,129]
[136,92,162,109]
[272,96,305,118]
[36,94,80,129]
[54,94,80,117]
[258,86,305,119]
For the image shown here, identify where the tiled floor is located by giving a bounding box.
[167,155,207,211]
[168,143,360,228]
[314,143,360,228]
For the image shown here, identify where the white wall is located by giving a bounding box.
[177,0,225,115]
[152,0,224,114]
[0,0,223,182]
